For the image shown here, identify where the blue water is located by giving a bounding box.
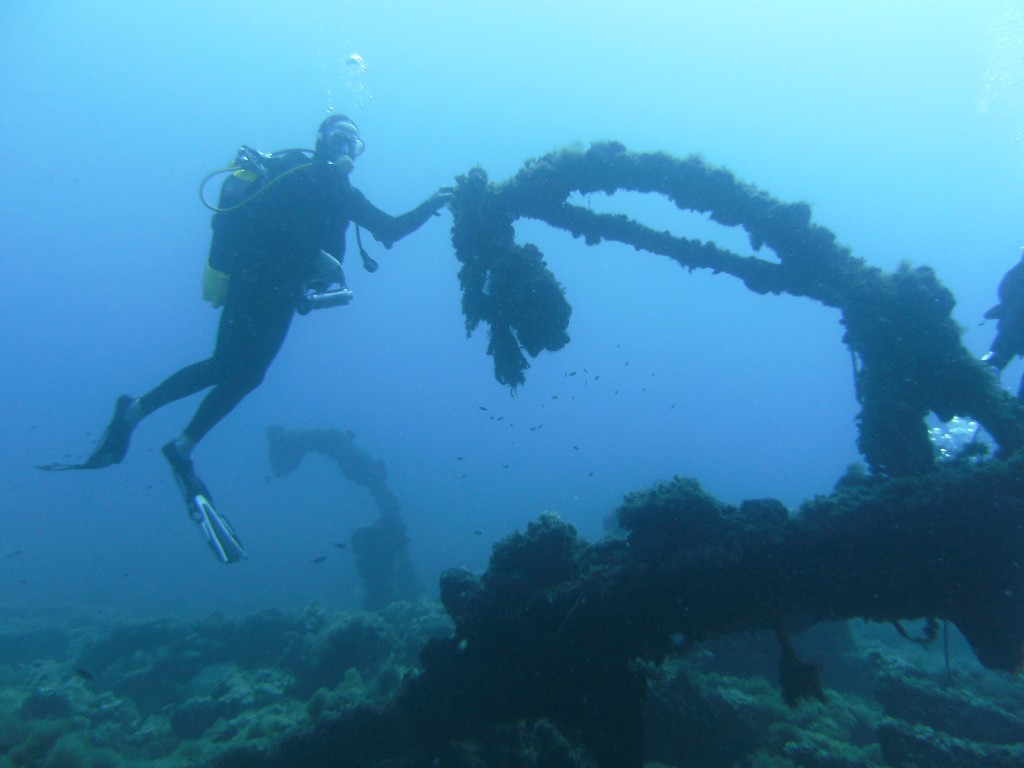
[2,1,1022,618]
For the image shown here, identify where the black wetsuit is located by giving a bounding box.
[137,160,440,443]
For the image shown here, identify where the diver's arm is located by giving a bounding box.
[349,186,452,248]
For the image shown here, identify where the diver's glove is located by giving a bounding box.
[428,186,455,215]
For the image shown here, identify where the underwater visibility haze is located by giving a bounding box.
[2,2,1024,766]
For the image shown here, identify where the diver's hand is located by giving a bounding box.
[428,186,455,214]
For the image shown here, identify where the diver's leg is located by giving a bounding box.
[69,394,142,469]
[66,357,220,469]
[136,359,220,416]
[171,280,296,456]
[80,291,252,471]
[174,373,265,455]
[70,356,221,469]
[162,283,294,563]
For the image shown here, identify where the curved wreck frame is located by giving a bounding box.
[451,142,1024,477]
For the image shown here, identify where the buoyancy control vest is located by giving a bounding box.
[199,147,314,306]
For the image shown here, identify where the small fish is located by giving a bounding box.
[572,446,579,450]
[73,666,95,682]
[333,542,347,550]
[478,406,489,411]
[310,556,327,564]
[551,396,559,400]
[456,456,465,461]
[473,530,483,536]
[5,550,23,559]
[567,371,577,377]
[588,471,594,477]
[625,359,630,366]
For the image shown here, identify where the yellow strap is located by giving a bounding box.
[202,264,230,308]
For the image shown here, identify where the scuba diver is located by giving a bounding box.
[982,249,1024,398]
[40,115,453,563]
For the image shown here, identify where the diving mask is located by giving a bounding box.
[320,118,365,168]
